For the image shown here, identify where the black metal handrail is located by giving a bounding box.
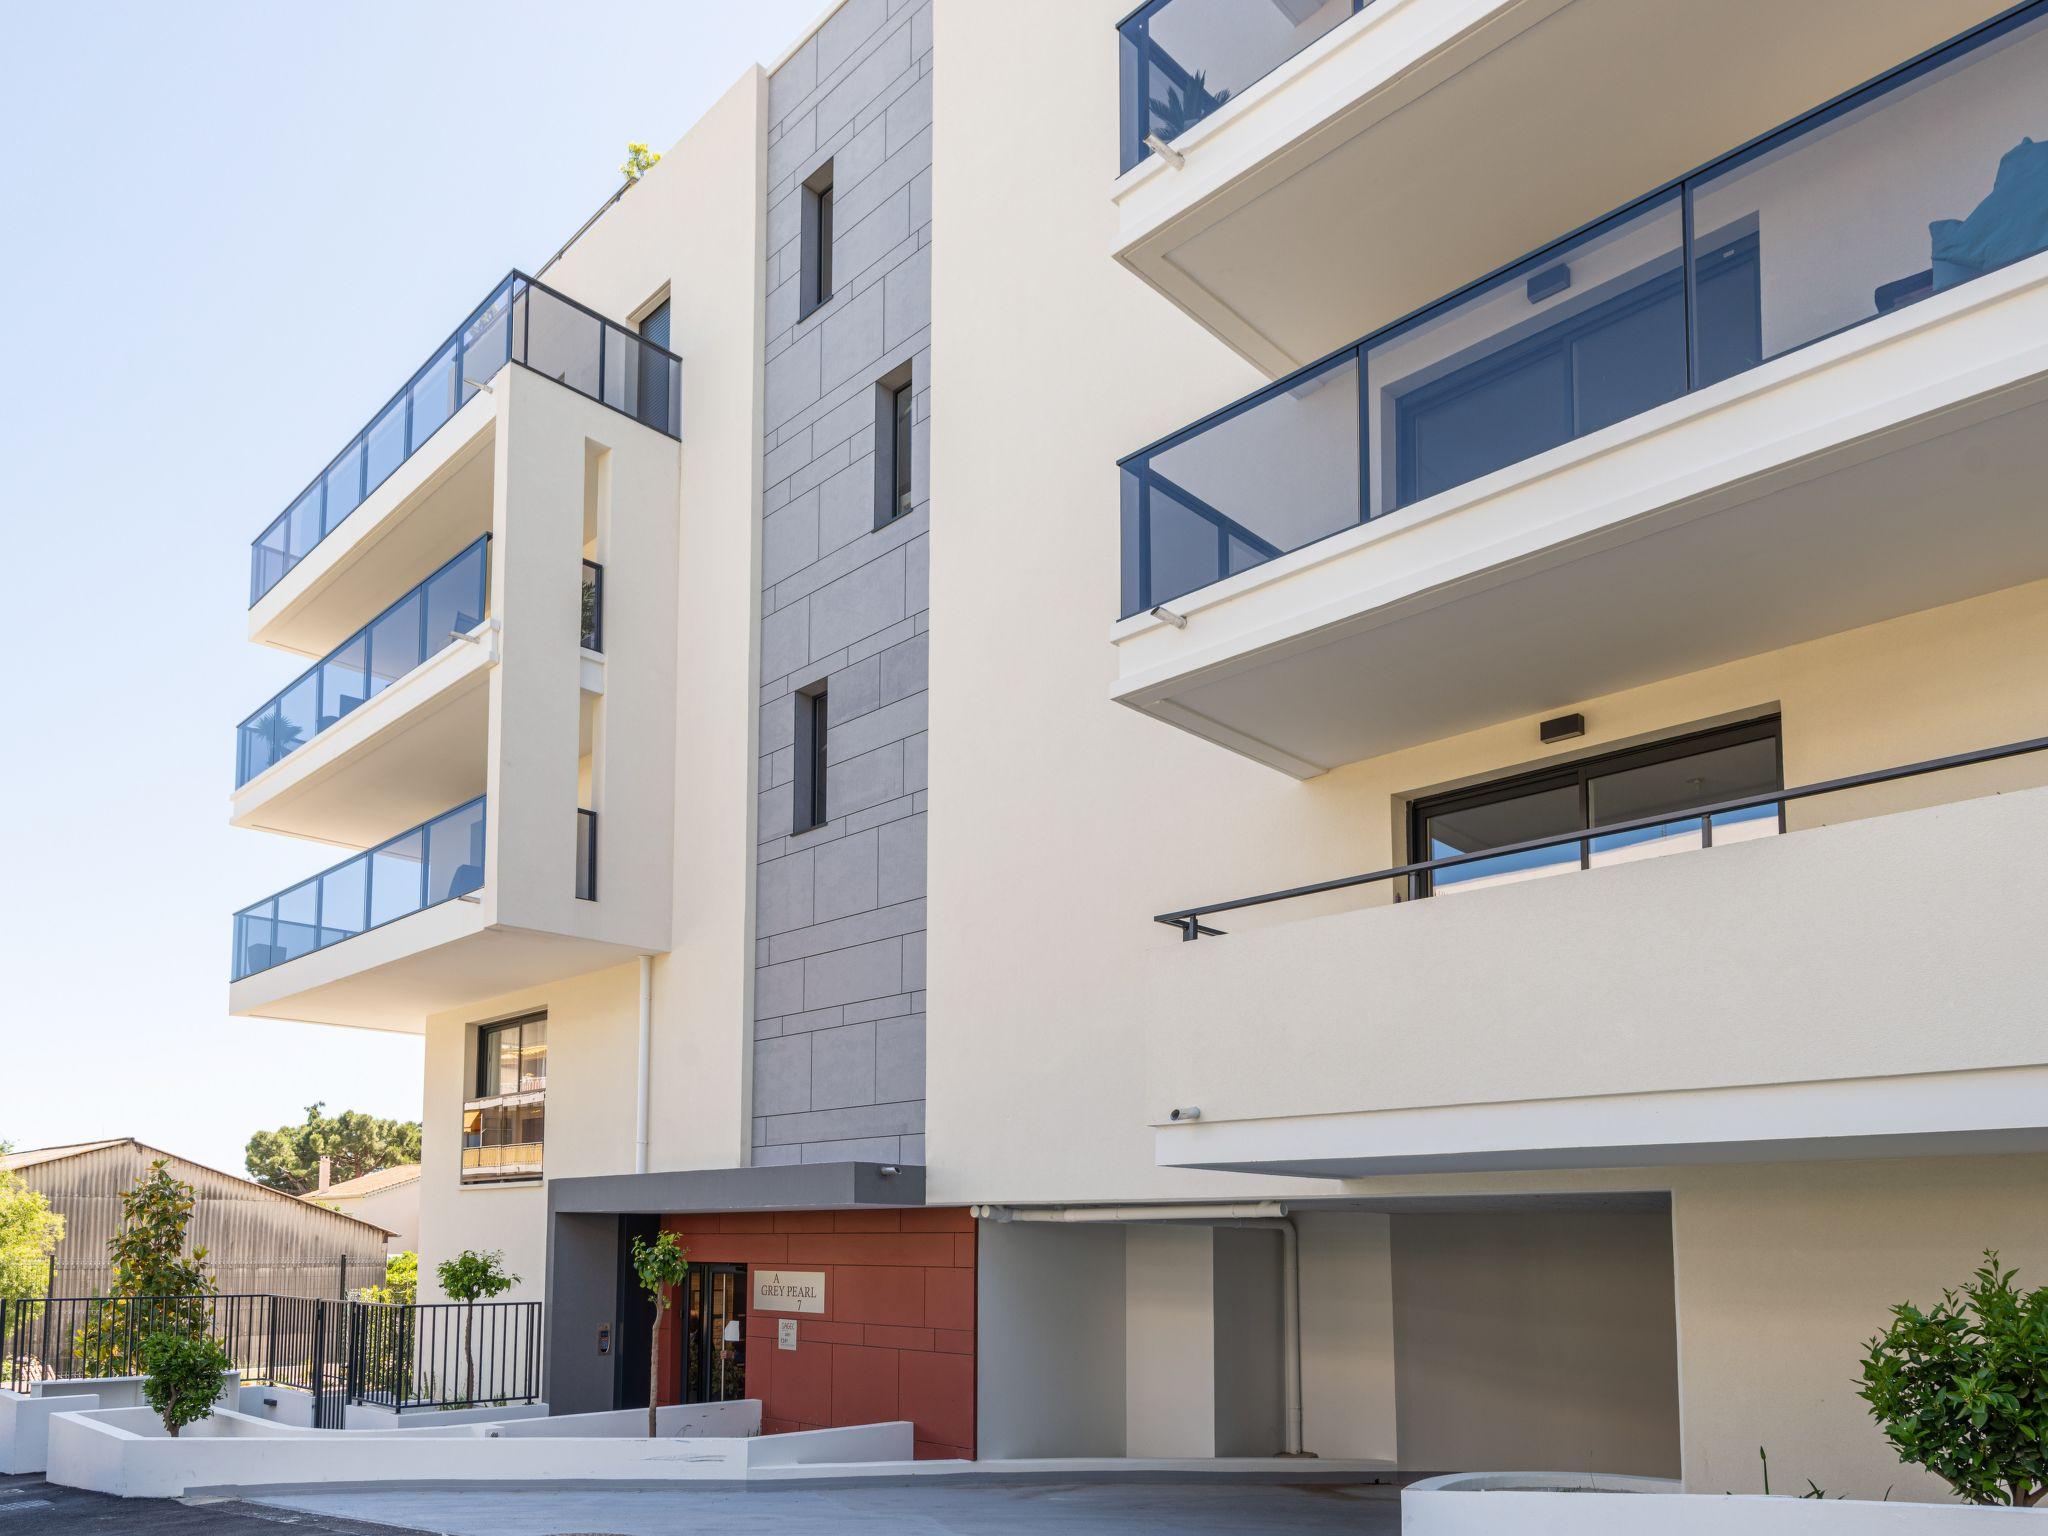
[1156,735,2048,940]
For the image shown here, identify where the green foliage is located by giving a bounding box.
[629,1233,690,1436]
[360,1250,417,1306]
[0,1154,64,1297]
[438,1249,517,1406]
[75,1161,215,1375]
[1859,1250,2048,1506]
[139,1328,231,1437]
[245,1103,421,1195]
[436,1249,516,1304]
[620,141,661,181]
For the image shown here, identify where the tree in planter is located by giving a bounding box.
[139,1328,232,1437]
[77,1161,214,1375]
[436,1249,517,1405]
[628,1232,691,1438]
[1859,1250,2048,1506]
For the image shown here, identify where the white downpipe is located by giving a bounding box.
[634,955,651,1175]
[971,1202,1306,1455]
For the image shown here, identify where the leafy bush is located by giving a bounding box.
[139,1329,231,1437]
[75,1161,213,1375]
[1859,1250,2048,1506]
[437,1249,517,1405]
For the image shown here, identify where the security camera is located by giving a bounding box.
[1168,1106,1201,1122]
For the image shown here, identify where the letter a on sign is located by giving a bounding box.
[751,1269,827,1315]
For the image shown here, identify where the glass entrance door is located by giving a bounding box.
[684,1263,748,1403]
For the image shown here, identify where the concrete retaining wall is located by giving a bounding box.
[1,1372,235,1474]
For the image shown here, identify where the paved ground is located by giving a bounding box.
[0,1473,410,1534]
[261,1479,1404,1534]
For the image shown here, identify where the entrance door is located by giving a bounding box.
[683,1263,748,1403]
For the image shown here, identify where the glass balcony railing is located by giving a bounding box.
[1118,0,1369,172]
[235,537,489,787]
[1119,4,2048,617]
[250,272,682,607]
[231,797,486,981]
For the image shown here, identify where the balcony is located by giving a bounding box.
[247,271,679,626]
[232,797,487,982]
[1145,744,2048,1178]
[1112,0,2010,374]
[1113,5,2048,776]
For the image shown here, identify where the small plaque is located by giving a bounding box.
[778,1319,799,1351]
[752,1269,827,1315]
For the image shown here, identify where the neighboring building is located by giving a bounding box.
[225,0,2048,1497]
[310,1162,420,1254]
[2,1140,391,1298]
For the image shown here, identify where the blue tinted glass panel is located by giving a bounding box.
[285,486,323,562]
[423,542,486,647]
[369,831,426,928]
[275,673,319,756]
[318,857,369,945]
[410,344,456,444]
[323,443,364,533]
[522,288,601,398]
[1425,783,1581,895]
[427,801,486,904]
[234,903,277,980]
[367,592,423,693]
[363,398,407,493]
[1689,14,2048,376]
[274,879,321,963]
[322,634,370,725]
[1369,194,1683,514]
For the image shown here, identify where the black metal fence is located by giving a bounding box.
[0,1294,542,1425]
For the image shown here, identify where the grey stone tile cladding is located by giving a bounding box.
[752,0,931,1166]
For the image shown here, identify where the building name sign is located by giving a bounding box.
[752,1269,826,1315]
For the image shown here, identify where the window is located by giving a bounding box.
[1408,719,1782,898]
[873,367,916,527]
[793,684,828,833]
[464,1013,546,1183]
[801,164,835,318]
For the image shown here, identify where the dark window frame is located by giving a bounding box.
[1406,716,1784,898]
[872,363,917,528]
[473,1011,549,1100]
[800,163,836,320]
[793,683,829,833]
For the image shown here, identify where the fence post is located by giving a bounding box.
[267,1294,278,1387]
[312,1299,328,1429]
[339,1255,348,1299]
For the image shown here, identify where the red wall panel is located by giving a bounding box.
[659,1206,976,1459]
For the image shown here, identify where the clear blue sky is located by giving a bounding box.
[0,1,820,1174]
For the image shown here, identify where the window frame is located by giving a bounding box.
[792,683,829,834]
[1406,716,1784,898]
[872,364,918,529]
[800,163,836,319]
[463,1011,548,1184]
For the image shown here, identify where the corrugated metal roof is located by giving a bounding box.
[4,1139,394,1300]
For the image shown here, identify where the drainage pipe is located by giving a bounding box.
[634,955,651,1175]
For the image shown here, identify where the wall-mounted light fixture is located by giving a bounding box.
[1540,712,1586,744]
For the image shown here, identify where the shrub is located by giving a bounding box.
[436,1250,517,1405]
[1859,1250,2048,1506]
[139,1329,231,1437]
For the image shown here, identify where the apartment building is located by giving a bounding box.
[226,0,2048,1496]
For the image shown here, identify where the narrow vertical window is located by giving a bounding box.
[794,684,829,833]
[801,163,835,319]
[892,382,914,518]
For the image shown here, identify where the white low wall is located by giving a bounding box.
[234,1384,550,1431]
[46,1401,911,1499]
[1402,1473,2048,1532]
[1,1372,236,1475]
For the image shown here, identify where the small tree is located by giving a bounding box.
[139,1328,231,1437]
[78,1161,213,1374]
[0,1151,64,1297]
[437,1249,517,1405]
[1859,1250,2048,1506]
[620,141,661,182]
[629,1232,691,1438]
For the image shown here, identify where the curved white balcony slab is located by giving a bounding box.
[1112,251,2048,777]
[1145,783,2048,1176]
